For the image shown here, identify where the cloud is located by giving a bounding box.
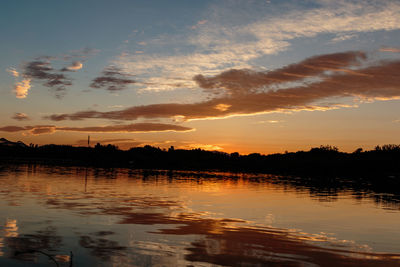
[46,51,400,122]
[0,123,194,135]
[28,126,57,135]
[7,67,32,98]
[57,123,193,133]
[14,78,32,99]
[330,33,358,43]
[63,47,100,60]
[90,66,136,91]
[194,51,366,95]
[108,105,124,109]
[6,68,19,77]
[12,113,30,121]
[114,1,400,92]
[0,126,27,132]
[191,19,208,29]
[61,61,83,71]
[23,60,72,97]
[380,47,400,53]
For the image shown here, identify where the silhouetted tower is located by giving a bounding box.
[88,135,90,147]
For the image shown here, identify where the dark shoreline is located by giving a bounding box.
[1,141,400,180]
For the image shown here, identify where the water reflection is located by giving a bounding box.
[0,164,399,266]
[79,234,126,261]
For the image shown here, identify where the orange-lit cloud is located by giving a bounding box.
[0,123,194,135]
[14,78,32,99]
[47,51,400,122]
[6,67,19,77]
[62,61,83,71]
[28,126,56,135]
[12,113,30,121]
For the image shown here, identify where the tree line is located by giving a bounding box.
[1,141,399,178]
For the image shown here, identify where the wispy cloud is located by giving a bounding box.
[330,33,358,43]
[114,1,400,92]
[0,123,194,135]
[6,67,19,77]
[47,51,400,122]
[10,48,98,98]
[90,66,136,91]
[63,47,100,60]
[12,113,30,121]
[380,47,400,53]
[191,19,208,30]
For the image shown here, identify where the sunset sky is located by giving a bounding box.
[1,0,400,154]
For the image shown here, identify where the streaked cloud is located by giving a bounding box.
[90,66,136,91]
[0,123,194,135]
[380,47,400,53]
[108,105,124,109]
[14,79,32,99]
[194,51,366,95]
[6,68,19,77]
[12,113,30,121]
[48,51,400,122]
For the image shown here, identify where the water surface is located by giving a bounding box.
[0,165,399,266]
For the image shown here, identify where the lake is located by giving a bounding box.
[0,164,399,266]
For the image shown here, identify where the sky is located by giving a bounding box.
[1,0,400,154]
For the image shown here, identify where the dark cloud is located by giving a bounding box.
[90,66,136,91]
[46,51,400,122]
[194,51,366,95]
[12,113,30,121]
[58,123,192,133]
[0,126,27,132]
[23,60,72,97]
[0,123,193,135]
